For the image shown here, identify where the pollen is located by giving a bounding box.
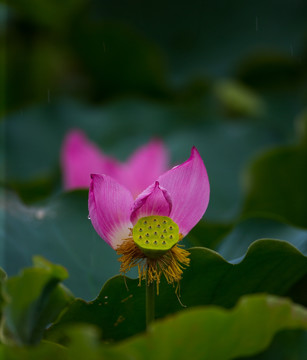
[116,234,190,294]
[132,216,179,258]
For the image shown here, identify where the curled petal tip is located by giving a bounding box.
[149,138,164,147]
[69,128,85,136]
[191,146,200,157]
[90,173,102,180]
[63,128,86,144]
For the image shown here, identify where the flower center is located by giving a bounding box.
[132,215,179,258]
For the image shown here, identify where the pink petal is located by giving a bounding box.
[158,147,210,236]
[61,129,120,190]
[130,181,172,225]
[119,139,169,198]
[88,174,134,249]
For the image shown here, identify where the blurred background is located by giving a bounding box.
[1,0,307,298]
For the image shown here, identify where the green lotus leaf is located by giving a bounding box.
[240,329,307,360]
[3,294,307,359]
[216,216,307,261]
[37,295,307,360]
[1,257,73,345]
[49,239,307,342]
[0,341,68,360]
[113,295,307,360]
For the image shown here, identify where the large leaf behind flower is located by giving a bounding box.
[216,216,307,262]
[49,239,307,341]
[188,214,307,252]
[3,189,307,303]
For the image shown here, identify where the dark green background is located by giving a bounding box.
[1,1,307,358]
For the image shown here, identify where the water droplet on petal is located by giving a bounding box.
[88,215,91,220]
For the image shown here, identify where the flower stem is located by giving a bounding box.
[146,281,155,328]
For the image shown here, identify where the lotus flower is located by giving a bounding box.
[61,129,168,198]
[88,147,210,290]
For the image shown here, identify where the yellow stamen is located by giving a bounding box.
[116,235,190,294]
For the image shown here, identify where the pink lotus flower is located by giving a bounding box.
[61,129,169,198]
[88,147,210,289]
